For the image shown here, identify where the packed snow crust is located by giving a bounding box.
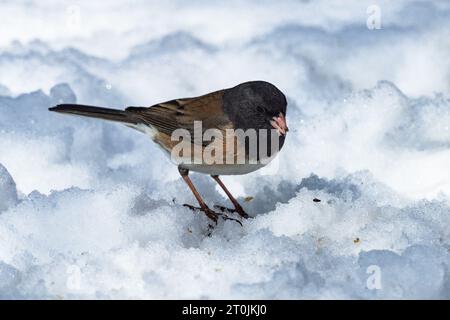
[0,0,449,299]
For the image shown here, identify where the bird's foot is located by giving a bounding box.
[183,203,219,224]
[183,203,243,227]
[214,204,251,219]
[213,204,236,214]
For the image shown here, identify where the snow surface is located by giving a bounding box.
[0,0,449,299]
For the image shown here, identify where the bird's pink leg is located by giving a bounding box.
[179,167,218,224]
[211,175,250,219]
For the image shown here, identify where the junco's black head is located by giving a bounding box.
[223,80,288,158]
[223,80,288,135]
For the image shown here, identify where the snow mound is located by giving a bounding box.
[0,0,449,299]
[0,164,18,212]
[0,172,448,299]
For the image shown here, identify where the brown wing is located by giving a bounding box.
[125,90,232,145]
[126,90,246,165]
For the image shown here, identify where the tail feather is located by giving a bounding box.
[49,104,139,124]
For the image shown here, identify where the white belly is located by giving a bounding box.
[182,163,266,175]
[127,123,278,175]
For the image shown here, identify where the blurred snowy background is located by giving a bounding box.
[0,0,449,299]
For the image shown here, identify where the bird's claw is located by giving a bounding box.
[214,204,251,219]
[213,204,236,213]
[182,203,203,212]
[183,203,243,227]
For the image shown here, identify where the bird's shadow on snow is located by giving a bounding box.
[237,173,363,216]
[130,172,364,219]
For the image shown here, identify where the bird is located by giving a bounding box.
[49,80,288,224]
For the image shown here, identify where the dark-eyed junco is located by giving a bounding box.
[49,81,288,223]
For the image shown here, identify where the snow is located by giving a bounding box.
[0,0,449,299]
[0,164,18,213]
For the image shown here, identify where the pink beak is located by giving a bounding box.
[270,112,289,136]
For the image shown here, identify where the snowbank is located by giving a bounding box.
[0,164,18,212]
[0,0,449,299]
